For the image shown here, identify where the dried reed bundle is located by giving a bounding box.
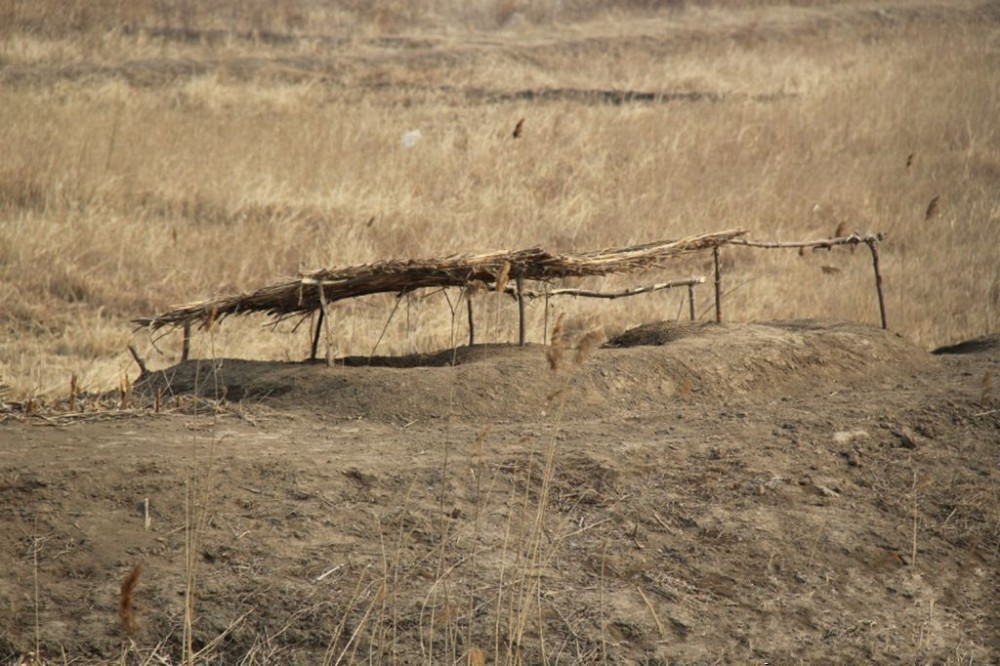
[134,230,746,332]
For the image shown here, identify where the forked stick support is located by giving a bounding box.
[866,238,888,329]
[731,233,888,330]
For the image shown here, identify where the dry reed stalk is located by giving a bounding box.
[574,330,605,366]
[119,374,131,409]
[467,645,486,666]
[495,260,512,296]
[119,563,142,638]
[636,585,665,638]
[546,314,566,372]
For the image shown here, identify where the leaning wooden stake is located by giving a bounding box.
[515,273,526,346]
[127,344,148,376]
[866,237,888,329]
[713,247,723,323]
[310,308,324,361]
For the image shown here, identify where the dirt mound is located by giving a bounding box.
[136,320,933,423]
[2,320,997,664]
[932,333,1000,355]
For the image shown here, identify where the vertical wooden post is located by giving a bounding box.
[467,297,475,346]
[310,308,324,361]
[181,321,191,361]
[688,282,696,322]
[866,238,888,329]
[516,273,526,346]
[543,283,550,343]
[713,247,723,324]
[318,284,333,366]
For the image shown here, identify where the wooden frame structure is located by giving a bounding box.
[134,228,889,363]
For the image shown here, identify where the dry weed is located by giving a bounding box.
[546,314,566,372]
[574,330,605,366]
[119,563,141,638]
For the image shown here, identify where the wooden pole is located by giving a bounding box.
[467,297,475,346]
[127,344,148,376]
[181,321,191,361]
[310,308,324,361]
[866,238,888,329]
[713,247,722,324]
[318,284,333,366]
[543,283,550,343]
[503,278,705,300]
[687,282,696,322]
[730,234,876,250]
[515,274,526,346]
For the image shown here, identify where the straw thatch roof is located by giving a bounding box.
[133,229,746,331]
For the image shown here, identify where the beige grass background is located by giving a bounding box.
[1,0,998,399]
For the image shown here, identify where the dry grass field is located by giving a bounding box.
[1,0,998,398]
[1,1,1000,665]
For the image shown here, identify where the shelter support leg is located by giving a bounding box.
[688,283,696,322]
[467,297,475,346]
[310,308,324,361]
[866,239,888,329]
[516,274,526,346]
[713,247,723,324]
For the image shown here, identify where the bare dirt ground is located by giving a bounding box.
[2,321,998,664]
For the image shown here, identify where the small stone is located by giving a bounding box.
[892,426,920,449]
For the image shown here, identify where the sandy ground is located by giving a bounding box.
[1,321,998,664]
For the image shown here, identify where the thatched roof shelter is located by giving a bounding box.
[133,229,746,332]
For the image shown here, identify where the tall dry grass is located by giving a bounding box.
[1,0,998,399]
